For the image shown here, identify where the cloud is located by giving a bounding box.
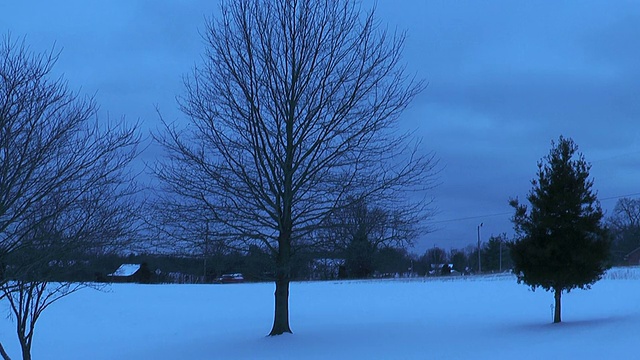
[4,0,640,252]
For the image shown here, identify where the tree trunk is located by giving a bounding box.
[22,346,31,360]
[269,234,292,336]
[269,276,292,336]
[553,288,562,323]
[18,332,31,360]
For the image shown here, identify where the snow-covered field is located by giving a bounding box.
[2,268,639,359]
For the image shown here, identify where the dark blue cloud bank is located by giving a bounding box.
[4,1,639,252]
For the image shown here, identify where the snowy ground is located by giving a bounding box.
[1,268,639,359]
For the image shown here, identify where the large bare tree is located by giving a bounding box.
[0,35,140,359]
[155,0,437,335]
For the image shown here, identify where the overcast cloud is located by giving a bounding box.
[3,1,640,253]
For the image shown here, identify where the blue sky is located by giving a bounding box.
[4,1,640,253]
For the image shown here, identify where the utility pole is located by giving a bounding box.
[477,223,483,274]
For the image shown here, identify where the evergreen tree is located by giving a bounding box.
[450,250,468,273]
[344,230,376,278]
[481,234,511,272]
[509,136,610,323]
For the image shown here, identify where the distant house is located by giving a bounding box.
[625,247,640,266]
[107,263,152,283]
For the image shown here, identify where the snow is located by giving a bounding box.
[1,268,639,359]
[108,264,141,277]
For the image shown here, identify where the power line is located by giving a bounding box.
[591,151,640,164]
[430,192,640,225]
[431,212,512,224]
[600,192,640,201]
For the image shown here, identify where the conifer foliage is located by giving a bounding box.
[509,136,610,323]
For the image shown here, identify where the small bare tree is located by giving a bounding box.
[315,197,426,278]
[608,197,640,263]
[155,0,437,335]
[148,197,226,281]
[319,197,425,252]
[0,35,140,359]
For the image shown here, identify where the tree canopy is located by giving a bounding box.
[509,136,610,323]
[154,0,436,335]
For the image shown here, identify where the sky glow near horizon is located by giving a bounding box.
[3,1,640,253]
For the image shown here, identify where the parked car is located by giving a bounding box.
[215,273,245,284]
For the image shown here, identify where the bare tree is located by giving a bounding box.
[0,35,140,359]
[155,0,437,336]
[147,198,227,281]
[610,198,640,229]
[423,247,448,267]
[316,197,426,278]
[1,280,82,360]
[608,197,640,263]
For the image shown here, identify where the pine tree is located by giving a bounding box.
[509,136,610,323]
